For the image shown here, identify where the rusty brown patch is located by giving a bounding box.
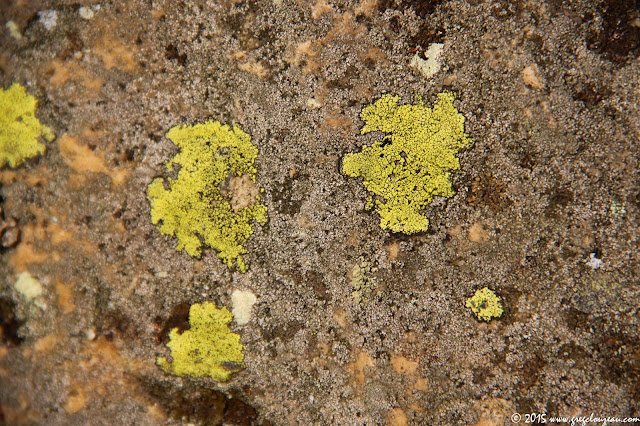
[388,407,409,426]
[48,59,104,91]
[58,134,129,186]
[468,222,490,243]
[346,351,374,388]
[466,173,510,211]
[94,35,138,72]
[54,281,76,314]
[391,355,419,375]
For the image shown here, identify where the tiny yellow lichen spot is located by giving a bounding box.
[0,83,55,169]
[342,92,471,234]
[466,287,503,322]
[157,302,244,382]
[147,120,268,272]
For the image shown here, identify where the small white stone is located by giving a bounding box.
[306,97,322,109]
[79,6,95,20]
[6,21,22,40]
[15,272,43,301]
[410,43,444,79]
[585,253,603,270]
[231,290,257,325]
[39,10,58,31]
[85,328,97,340]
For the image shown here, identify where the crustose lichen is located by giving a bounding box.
[342,92,471,234]
[157,302,244,381]
[147,120,267,272]
[466,287,503,322]
[0,83,55,169]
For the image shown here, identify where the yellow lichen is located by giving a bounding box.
[342,92,471,234]
[147,120,268,272]
[157,302,244,381]
[0,83,55,168]
[466,287,503,322]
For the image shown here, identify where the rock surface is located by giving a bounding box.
[1,0,639,424]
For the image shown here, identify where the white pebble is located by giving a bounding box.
[39,10,58,31]
[79,6,94,20]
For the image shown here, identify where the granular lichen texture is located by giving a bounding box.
[147,120,268,272]
[0,83,55,168]
[157,302,244,382]
[466,287,503,322]
[342,92,471,234]
[350,257,378,304]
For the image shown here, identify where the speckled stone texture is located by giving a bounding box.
[1,0,639,424]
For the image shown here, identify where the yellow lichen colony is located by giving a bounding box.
[157,302,245,381]
[342,92,471,234]
[0,83,55,169]
[147,120,267,272]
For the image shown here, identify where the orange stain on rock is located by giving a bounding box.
[9,241,52,273]
[413,377,430,391]
[288,10,367,75]
[287,39,321,74]
[237,60,268,78]
[58,134,108,175]
[388,407,409,426]
[33,335,59,354]
[391,355,419,376]
[347,351,374,386]
[94,35,138,72]
[59,338,159,417]
[231,51,268,79]
[58,134,129,186]
[63,388,87,414]
[48,59,104,91]
[0,169,18,185]
[47,222,73,245]
[55,281,76,314]
[1,165,48,187]
[324,108,354,132]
